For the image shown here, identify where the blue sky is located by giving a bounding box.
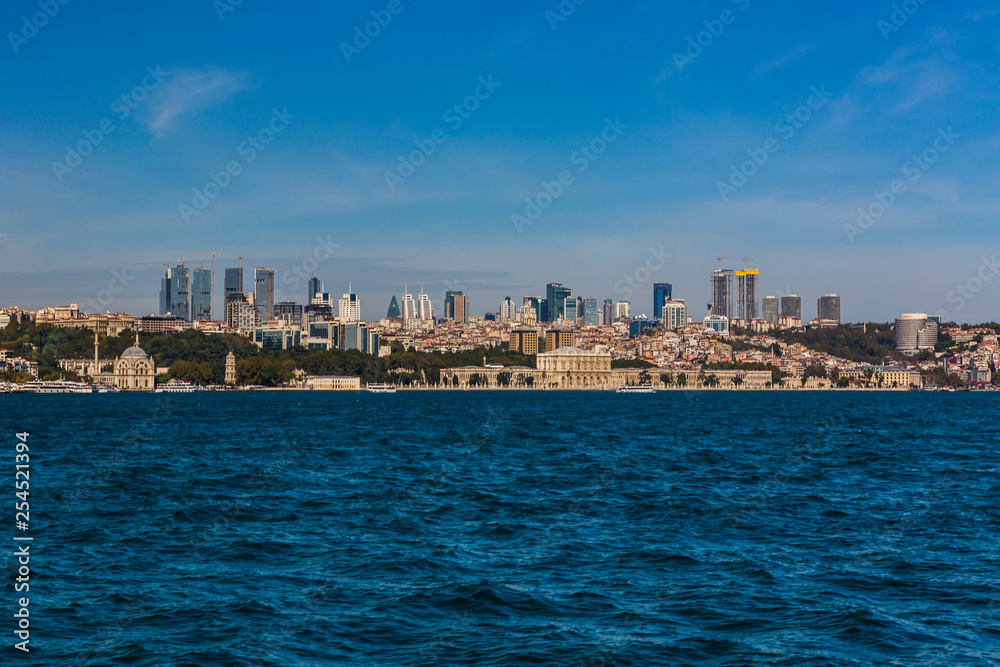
[1,0,999,323]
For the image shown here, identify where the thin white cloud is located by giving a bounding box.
[750,43,812,80]
[143,67,251,135]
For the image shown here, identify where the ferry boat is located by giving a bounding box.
[154,380,197,393]
[21,380,95,394]
[616,383,655,394]
[366,383,397,394]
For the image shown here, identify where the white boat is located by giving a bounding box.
[155,380,197,393]
[22,380,95,394]
[367,383,397,394]
[616,384,655,393]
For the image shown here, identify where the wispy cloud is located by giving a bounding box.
[749,43,812,80]
[143,67,251,135]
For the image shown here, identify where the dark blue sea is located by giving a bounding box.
[2,392,999,666]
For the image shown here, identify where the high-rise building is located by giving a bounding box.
[564,297,578,324]
[417,289,433,321]
[615,301,630,321]
[191,268,213,321]
[662,299,688,331]
[762,296,779,325]
[401,288,417,327]
[444,291,469,323]
[584,297,598,325]
[444,292,469,324]
[224,267,243,303]
[307,276,323,303]
[603,299,614,326]
[274,302,304,327]
[254,268,276,322]
[735,269,758,320]
[500,297,515,321]
[780,295,802,321]
[545,283,571,323]
[226,293,259,330]
[159,265,191,321]
[338,286,361,323]
[386,295,400,318]
[653,283,672,320]
[895,313,938,353]
[817,294,842,323]
[710,269,735,320]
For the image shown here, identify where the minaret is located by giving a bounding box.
[94,329,99,377]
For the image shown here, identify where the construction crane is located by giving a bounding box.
[716,256,729,271]
[742,256,754,271]
[194,252,220,320]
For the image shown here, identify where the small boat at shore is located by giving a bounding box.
[366,383,397,394]
[617,384,655,394]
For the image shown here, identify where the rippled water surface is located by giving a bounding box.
[3,391,999,665]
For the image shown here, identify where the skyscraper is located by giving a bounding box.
[584,297,598,325]
[780,295,802,321]
[653,283,672,320]
[710,269,734,320]
[452,293,469,323]
[735,269,758,320]
[339,286,361,323]
[401,288,417,329]
[817,294,842,323]
[500,297,515,321]
[895,313,938,353]
[224,267,243,303]
[191,267,213,321]
[615,301,630,321]
[564,297,578,323]
[159,270,173,317]
[159,265,191,320]
[603,299,613,326]
[662,299,688,330]
[254,268,276,322]
[386,295,400,318]
[762,296,779,325]
[545,283,571,323]
[307,276,322,303]
[417,289,433,321]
